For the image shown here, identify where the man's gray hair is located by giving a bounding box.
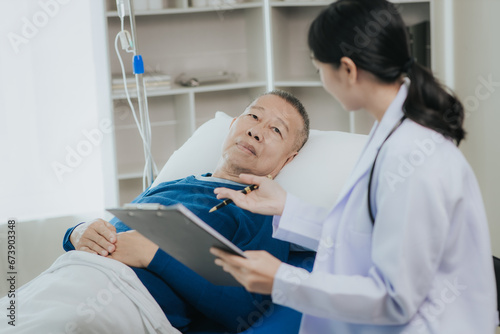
[261,89,310,151]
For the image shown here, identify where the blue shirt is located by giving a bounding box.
[63,174,290,332]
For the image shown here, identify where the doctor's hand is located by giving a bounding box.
[107,230,159,268]
[210,247,281,295]
[70,219,117,256]
[214,173,287,216]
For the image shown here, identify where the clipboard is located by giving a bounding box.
[107,203,246,286]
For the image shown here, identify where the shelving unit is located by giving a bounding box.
[104,0,432,204]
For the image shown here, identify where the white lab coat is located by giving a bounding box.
[271,80,498,333]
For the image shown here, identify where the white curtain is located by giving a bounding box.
[0,0,116,222]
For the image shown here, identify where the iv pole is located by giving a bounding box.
[119,0,155,188]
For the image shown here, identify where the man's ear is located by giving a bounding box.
[270,151,298,179]
[229,118,237,128]
[340,56,358,85]
[282,151,298,168]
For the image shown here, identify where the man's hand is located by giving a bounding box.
[107,231,159,268]
[70,219,117,256]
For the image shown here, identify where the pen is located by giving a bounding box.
[209,184,259,213]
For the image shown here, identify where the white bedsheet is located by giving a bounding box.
[0,251,180,334]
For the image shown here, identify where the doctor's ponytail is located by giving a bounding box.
[403,61,465,145]
[308,0,466,145]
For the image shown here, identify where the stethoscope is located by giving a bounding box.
[367,115,406,225]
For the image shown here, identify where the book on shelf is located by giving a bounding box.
[112,73,172,92]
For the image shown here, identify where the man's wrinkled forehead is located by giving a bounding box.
[242,104,262,114]
[245,102,291,134]
[244,96,285,117]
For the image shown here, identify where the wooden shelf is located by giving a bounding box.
[115,120,178,131]
[270,0,429,7]
[270,1,330,8]
[275,74,322,87]
[106,2,262,17]
[105,0,432,201]
[112,80,266,99]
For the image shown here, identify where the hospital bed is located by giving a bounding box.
[0,111,367,333]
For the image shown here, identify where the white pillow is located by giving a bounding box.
[153,111,368,209]
[153,111,233,186]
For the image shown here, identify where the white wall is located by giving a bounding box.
[454,0,500,257]
[0,1,117,223]
[448,3,500,329]
[433,0,500,257]
[0,212,104,297]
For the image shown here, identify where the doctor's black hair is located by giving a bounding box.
[308,0,465,145]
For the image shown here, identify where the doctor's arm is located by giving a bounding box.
[271,152,452,324]
[215,173,329,250]
[147,248,272,332]
[213,151,452,324]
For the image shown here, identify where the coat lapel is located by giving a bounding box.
[334,79,410,205]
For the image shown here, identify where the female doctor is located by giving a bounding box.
[210,0,498,332]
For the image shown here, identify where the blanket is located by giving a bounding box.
[0,251,180,334]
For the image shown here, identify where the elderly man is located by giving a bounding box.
[61,90,310,333]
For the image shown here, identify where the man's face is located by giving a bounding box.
[220,94,303,178]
